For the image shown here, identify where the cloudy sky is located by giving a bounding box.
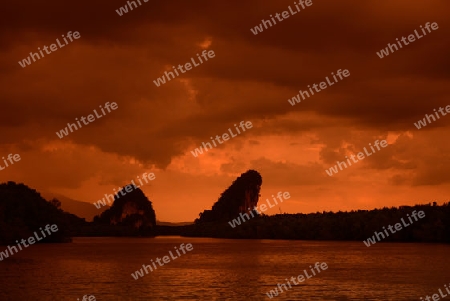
[1,0,449,222]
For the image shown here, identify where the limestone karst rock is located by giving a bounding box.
[195,170,262,223]
[94,184,156,234]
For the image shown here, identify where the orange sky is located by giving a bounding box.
[1,0,449,222]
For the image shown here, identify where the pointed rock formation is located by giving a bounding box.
[195,170,262,223]
[94,184,156,235]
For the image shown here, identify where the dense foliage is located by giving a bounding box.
[0,182,82,244]
[182,203,450,243]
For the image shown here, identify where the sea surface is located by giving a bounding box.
[0,237,449,300]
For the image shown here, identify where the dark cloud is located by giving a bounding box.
[0,0,449,221]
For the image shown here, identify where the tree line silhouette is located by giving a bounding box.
[1,176,449,244]
[182,203,450,242]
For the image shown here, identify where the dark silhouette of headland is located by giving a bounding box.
[0,182,80,245]
[1,173,449,244]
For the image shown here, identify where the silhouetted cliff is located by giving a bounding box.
[195,170,262,223]
[93,184,156,236]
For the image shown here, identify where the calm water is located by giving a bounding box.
[0,237,449,300]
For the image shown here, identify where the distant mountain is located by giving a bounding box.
[42,193,108,222]
[42,193,192,225]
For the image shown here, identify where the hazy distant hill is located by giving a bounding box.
[42,193,108,222]
[43,192,192,225]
